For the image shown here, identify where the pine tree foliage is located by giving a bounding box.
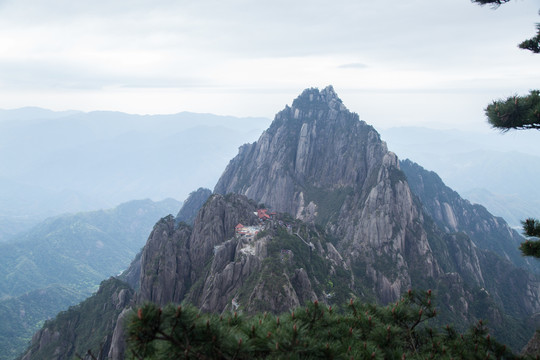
[472,1,540,261]
[519,24,540,54]
[483,89,540,260]
[523,218,540,238]
[485,90,540,131]
[472,0,539,54]
[126,290,516,359]
[519,218,540,258]
[471,0,510,8]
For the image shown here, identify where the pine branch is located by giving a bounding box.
[126,298,514,359]
[519,23,540,53]
[485,90,540,131]
[471,0,510,9]
[519,219,540,258]
[523,218,540,238]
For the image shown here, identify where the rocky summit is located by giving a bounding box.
[19,87,540,359]
[215,86,540,345]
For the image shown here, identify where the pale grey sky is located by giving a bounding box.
[0,0,538,131]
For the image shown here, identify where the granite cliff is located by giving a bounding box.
[400,159,540,274]
[214,86,540,345]
[175,187,212,226]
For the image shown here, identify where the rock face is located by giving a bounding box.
[19,278,133,360]
[176,187,212,225]
[137,193,337,314]
[215,86,433,303]
[400,159,540,274]
[137,194,263,307]
[138,215,192,305]
[215,86,386,218]
[214,86,540,346]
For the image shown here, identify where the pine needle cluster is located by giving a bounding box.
[485,91,540,131]
[471,0,510,8]
[519,219,540,258]
[126,290,516,359]
[519,24,540,54]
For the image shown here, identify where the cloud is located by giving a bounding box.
[0,0,537,129]
[338,63,369,69]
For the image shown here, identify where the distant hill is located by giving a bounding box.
[0,198,180,360]
[3,111,536,239]
[0,285,81,360]
[378,126,540,228]
[0,109,271,240]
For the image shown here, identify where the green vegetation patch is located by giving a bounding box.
[303,186,353,226]
[127,290,515,359]
[20,278,134,360]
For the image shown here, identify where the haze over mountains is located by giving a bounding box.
[1,104,538,244]
[0,109,270,241]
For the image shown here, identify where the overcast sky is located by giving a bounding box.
[0,0,538,131]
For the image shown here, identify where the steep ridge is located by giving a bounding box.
[400,159,540,273]
[215,86,386,219]
[20,278,133,360]
[20,193,355,359]
[214,86,435,302]
[175,187,212,225]
[214,86,540,345]
[135,193,334,312]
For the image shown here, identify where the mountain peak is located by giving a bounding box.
[215,85,390,217]
[291,85,347,113]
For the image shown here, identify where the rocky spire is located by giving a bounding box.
[290,85,347,113]
[214,86,435,302]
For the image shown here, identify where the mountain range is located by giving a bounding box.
[1,106,539,244]
[0,198,180,360]
[0,110,270,242]
[17,86,540,359]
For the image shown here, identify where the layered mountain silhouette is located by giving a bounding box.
[20,87,540,359]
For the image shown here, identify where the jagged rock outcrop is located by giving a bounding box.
[400,159,540,274]
[136,193,336,316]
[215,86,386,217]
[138,215,192,305]
[196,236,262,312]
[188,194,260,283]
[176,187,212,225]
[215,86,440,304]
[398,159,540,329]
[107,308,131,360]
[213,86,540,347]
[19,278,134,360]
